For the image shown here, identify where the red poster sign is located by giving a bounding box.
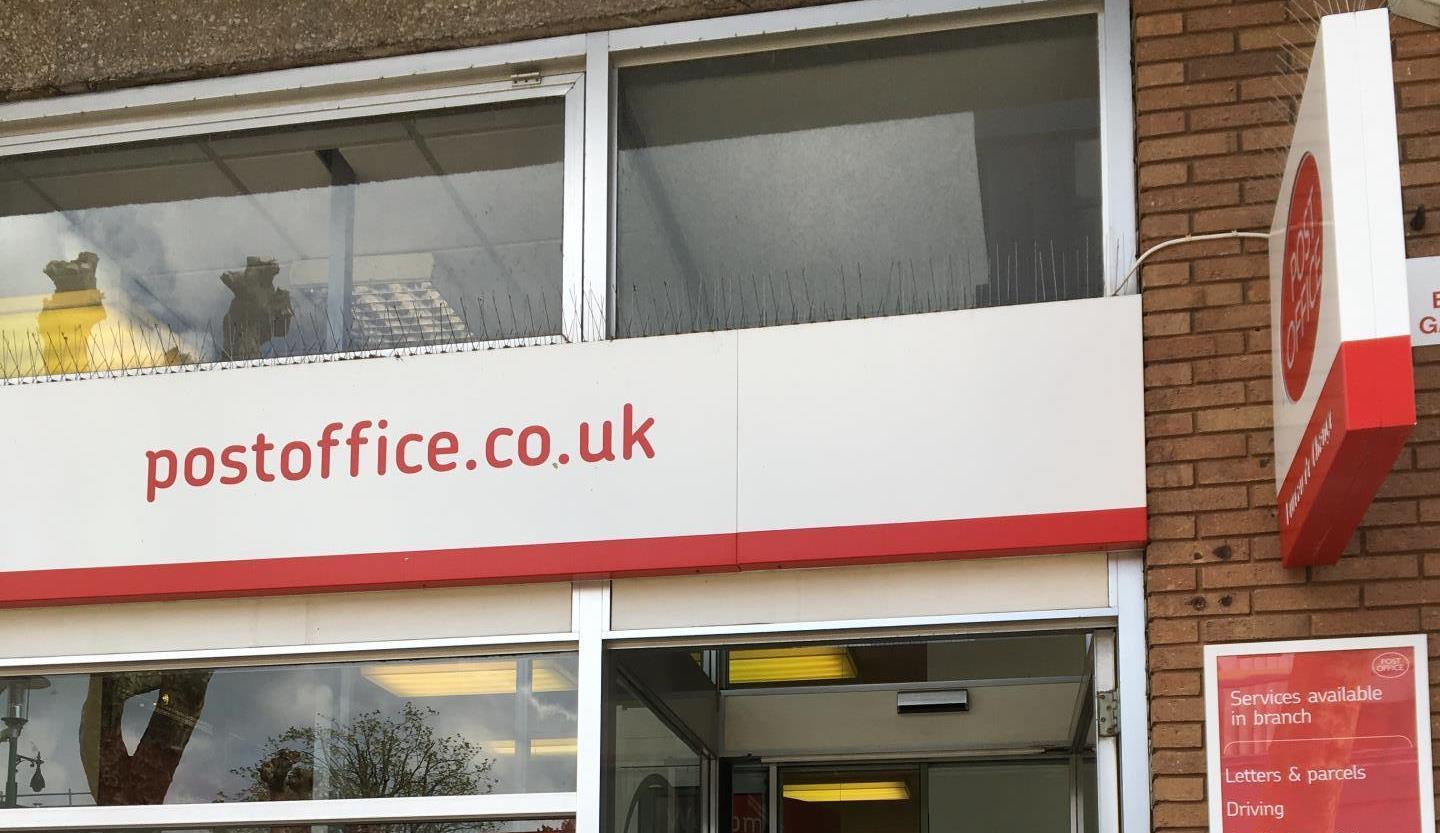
[1206,637,1434,833]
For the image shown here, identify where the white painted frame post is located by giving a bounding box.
[1114,551,1150,833]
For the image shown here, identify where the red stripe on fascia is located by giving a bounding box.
[1279,336,1415,568]
[736,507,1148,568]
[0,507,1147,608]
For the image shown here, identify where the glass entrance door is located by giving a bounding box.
[607,631,1112,833]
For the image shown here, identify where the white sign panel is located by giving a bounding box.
[0,297,1147,605]
[1407,256,1440,346]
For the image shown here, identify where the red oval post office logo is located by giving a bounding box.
[1280,152,1324,402]
[1372,651,1411,679]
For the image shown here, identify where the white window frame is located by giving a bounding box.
[0,1,1144,831]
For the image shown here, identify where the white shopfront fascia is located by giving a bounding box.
[0,0,1148,832]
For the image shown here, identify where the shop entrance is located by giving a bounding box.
[604,631,1108,833]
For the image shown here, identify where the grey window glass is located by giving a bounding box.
[0,653,576,809]
[606,676,706,833]
[0,98,564,379]
[927,762,1074,833]
[614,16,1102,338]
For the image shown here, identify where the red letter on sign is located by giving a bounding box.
[429,432,460,472]
[146,450,178,503]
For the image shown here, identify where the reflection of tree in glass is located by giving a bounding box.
[80,670,214,805]
[228,703,496,833]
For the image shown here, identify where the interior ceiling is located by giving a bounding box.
[721,682,1087,758]
[0,99,564,218]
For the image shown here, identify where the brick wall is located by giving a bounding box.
[1135,1,1440,830]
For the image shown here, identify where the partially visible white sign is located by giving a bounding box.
[1408,256,1440,346]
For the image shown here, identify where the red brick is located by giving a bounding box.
[1153,723,1204,747]
[1148,412,1196,438]
[1141,182,1241,212]
[1149,462,1197,489]
[1252,584,1361,611]
[1152,564,1198,590]
[1188,50,1284,82]
[1150,485,1249,513]
[1151,618,1200,644]
[1146,382,1247,412]
[1191,353,1269,382]
[1138,62,1187,88]
[1153,776,1205,802]
[1194,404,1272,432]
[1312,608,1421,636]
[1184,2,1287,32]
[1195,455,1272,484]
[1189,100,1290,131]
[1196,507,1275,536]
[1200,612,1309,641]
[1138,81,1239,111]
[1136,12,1185,38]
[1200,560,1305,589]
[1140,162,1190,188]
[1136,31,1235,63]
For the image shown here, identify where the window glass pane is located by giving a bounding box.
[927,762,1073,833]
[615,16,1101,337]
[0,98,564,378]
[606,675,705,833]
[0,653,577,808]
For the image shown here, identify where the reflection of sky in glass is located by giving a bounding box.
[0,162,562,358]
[3,654,577,809]
[0,99,566,373]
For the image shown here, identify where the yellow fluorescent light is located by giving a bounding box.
[783,782,911,803]
[363,659,576,697]
[486,738,578,756]
[728,647,857,685]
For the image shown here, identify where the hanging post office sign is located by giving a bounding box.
[1205,635,1434,833]
[1270,10,1416,568]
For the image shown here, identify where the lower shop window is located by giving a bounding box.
[0,652,577,810]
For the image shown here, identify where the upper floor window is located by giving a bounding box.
[613,15,1103,338]
[0,97,565,378]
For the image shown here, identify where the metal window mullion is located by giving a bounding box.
[581,33,613,342]
[0,792,579,832]
[1098,0,1137,295]
[563,77,588,342]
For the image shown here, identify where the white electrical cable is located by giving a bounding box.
[1113,230,1272,296]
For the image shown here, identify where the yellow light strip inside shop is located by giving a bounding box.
[485,738,579,756]
[363,659,575,697]
[728,646,858,684]
[783,782,911,802]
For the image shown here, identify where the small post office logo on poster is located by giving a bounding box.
[1373,651,1411,678]
[1268,9,1415,568]
[1280,152,1324,402]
